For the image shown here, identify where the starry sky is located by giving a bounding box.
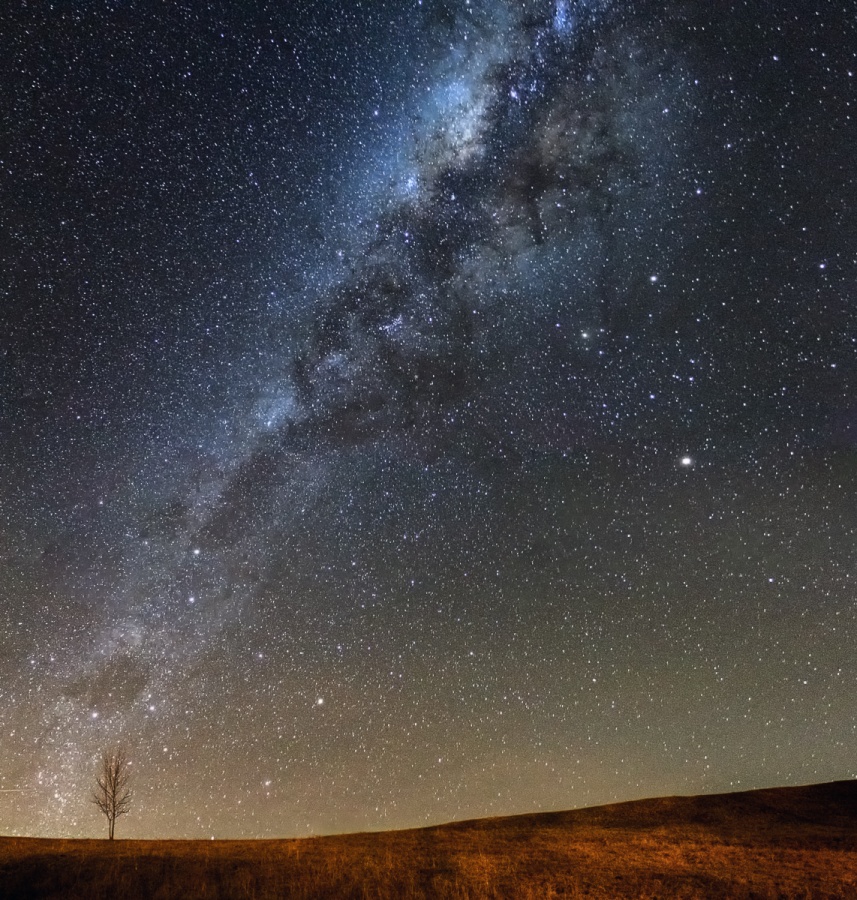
[1,0,855,839]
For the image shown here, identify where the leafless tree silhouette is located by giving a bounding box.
[91,747,132,839]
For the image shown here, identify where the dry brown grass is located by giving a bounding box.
[1,780,855,899]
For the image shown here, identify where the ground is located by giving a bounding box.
[1,780,855,899]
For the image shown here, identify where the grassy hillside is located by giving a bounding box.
[1,780,855,899]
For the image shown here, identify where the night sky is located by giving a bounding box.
[1,0,855,839]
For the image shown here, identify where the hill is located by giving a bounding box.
[1,780,855,898]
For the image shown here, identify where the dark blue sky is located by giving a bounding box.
[1,0,855,837]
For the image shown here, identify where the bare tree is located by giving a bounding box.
[91,747,132,839]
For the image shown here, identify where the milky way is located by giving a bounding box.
[1,0,855,837]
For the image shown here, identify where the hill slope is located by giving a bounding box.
[1,780,855,899]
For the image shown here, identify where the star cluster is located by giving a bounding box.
[1,0,855,838]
